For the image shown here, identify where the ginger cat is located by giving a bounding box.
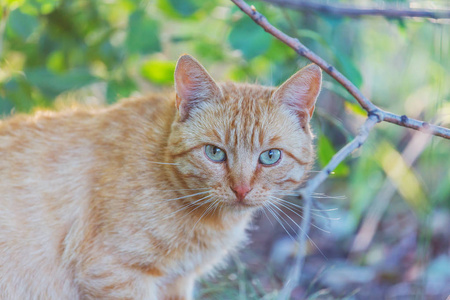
[0,55,321,299]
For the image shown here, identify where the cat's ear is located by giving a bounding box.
[272,64,322,119]
[174,54,222,121]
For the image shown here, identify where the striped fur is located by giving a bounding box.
[0,55,321,299]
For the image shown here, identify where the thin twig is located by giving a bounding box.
[258,0,450,19]
[301,115,378,195]
[228,0,450,298]
[230,0,450,139]
[277,116,377,299]
[277,192,312,300]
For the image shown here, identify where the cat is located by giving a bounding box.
[0,54,321,299]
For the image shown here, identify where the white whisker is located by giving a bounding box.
[161,191,210,202]
[268,200,327,259]
[270,195,338,213]
[163,194,214,220]
[311,213,341,221]
[147,161,180,165]
[265,202,296,243]
[269,197,330,234]
[312,193,346,200]
[261,203,275,228]
[152,188,209,192]
[189,199,219,236]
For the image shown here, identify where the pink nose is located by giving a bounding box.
[231,185,252,201]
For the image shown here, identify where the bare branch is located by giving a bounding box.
[277,116,377,299]
[258,0,450,19]
[230,0,450,139]
[229,0,450,297]
[277,192,312,300]
[302,116,378,194]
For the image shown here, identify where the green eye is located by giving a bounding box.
[205,145,226,162]
[259,149,281,165]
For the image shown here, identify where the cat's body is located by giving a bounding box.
[0,55,321,299]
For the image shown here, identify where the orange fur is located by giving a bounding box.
[0,55,321,299]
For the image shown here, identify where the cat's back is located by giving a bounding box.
[0,109,100,298]
[0,93,173,298]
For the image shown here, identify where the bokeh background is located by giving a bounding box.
[1,0,449,298]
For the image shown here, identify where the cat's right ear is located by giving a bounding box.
[174,54,222,121]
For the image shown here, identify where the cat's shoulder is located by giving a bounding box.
[0,91,175,130]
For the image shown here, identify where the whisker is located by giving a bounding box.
[261,203,275,228]
[152,188,209,192]
[312,193,346,200]
[271,196,340,222]
[265,202,297,243]
[269,197,330,234]
[160,191,210,202]
[184,198,216,218]
[271,195,338,212]
[189,199,219,235]
[162,195,214,220]
[269,200,327,259]
[147,161,180,165]
[310,213,341,221]
[268,202,299,233]
[273,190,346,200]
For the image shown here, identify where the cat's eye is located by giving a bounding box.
[205,145,226,162]
[259,149,281,165]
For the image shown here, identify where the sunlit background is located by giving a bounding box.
[1,0,449,298]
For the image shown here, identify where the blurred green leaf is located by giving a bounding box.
[126,11,161,55]
[8,9,38,39]
[168,0,200,17]
[344,102,367,117]
[317,134,350,177]
[19,0,61,15]
[25,68,98,96]
[3,78,50,112]
[375,141,430,215]
[46,51,65,72]
[228,16,272,60]
[0,96,14,116]
[141,60,176,85]
[1,0,25,10]
[106,77,137,104]
[334,49,363,88]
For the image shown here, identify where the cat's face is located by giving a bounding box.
[167,55,321,213]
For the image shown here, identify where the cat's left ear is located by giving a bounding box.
[174,54,222,121]
[272,64,322,119]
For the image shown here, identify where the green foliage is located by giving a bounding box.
[229,16,272,59]
[1,1,449,296]
[141,60,176,85]
[126,11,161,55]
[317,133,349,177]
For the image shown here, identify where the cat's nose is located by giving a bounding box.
[231,185,253,202]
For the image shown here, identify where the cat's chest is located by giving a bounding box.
[169,217,250,275]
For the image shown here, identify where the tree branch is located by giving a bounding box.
[277,192,312,300]
[228,0,450,298]
[258,0,450,19]
[230,0,450,139]
[301,115,378,195]
[278,116,378,299]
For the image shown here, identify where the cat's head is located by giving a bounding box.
[166,54,321,212]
